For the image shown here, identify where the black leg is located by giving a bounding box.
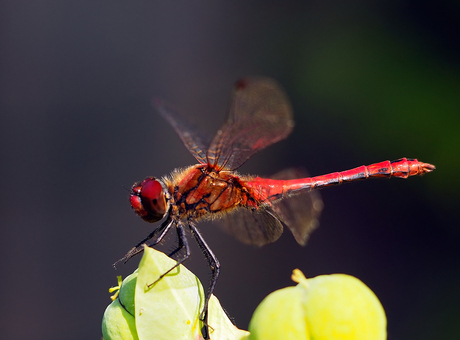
[147,221,191,287]
[189,221,220,340]
[167,222,187,259]
[113,218,174,267]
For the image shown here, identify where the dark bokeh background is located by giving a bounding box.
[1,1,459,339]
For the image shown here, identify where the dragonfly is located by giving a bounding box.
[117,77,435,339]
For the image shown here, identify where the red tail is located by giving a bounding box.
[306,158,435,189]
[246,158,435,202]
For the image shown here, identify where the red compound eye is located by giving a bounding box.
[130,178,167,222]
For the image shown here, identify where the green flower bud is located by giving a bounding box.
[300,272,386,340]
[102,272,139,340]
[102,246,249,340]
[249,285,308,340]
[248,270,386,340]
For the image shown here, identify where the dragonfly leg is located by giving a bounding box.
[113,217,174,267]
[189,220,220,340]
[167,222,188,258]
[146,221,191,286]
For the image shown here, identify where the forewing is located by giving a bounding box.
[153,99,209,164]
[219,206,284,247]
[271,168,323,245]
[207,77,294,170]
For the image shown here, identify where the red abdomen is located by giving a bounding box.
[245,158,435,203]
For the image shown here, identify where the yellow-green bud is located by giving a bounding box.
[249,270,386,340]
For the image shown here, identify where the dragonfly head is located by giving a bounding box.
[130,177,169,222]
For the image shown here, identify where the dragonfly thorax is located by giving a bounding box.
[166,164,254,221]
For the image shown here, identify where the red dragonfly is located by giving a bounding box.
[118,77,435,339]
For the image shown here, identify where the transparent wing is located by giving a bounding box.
[153,98,209,164]
[207,77,294,170]
[270,168,323,245]
[219,206,284,247]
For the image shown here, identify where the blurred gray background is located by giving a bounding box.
[1,1,459,339]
